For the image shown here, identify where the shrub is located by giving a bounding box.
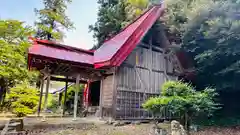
[61,84,84,105]
[5,82,39,117]
[143,81,220,130]
[47,94,59,113]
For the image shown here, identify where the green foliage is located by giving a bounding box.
[61,84,84,105]
[0,20,39,103]
[196,115,240,127]
[143,81,220,129]
[182,1,240,92]
[35,0,74,40]
[47,94,59,112]
[163,0,240,119]
[163,0,240,92]
[126,0,149,19]
[5,82,39,117]
[89,0,129,49]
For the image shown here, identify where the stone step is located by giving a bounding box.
[5,131,25,135]
[6,127,15,131]
[8,123,20,128]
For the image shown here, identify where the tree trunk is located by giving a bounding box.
[0,79,7,106]
[184,112,190,135]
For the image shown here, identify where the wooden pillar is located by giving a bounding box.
[58,93,62,106]
[42,75,50,121]
[62,76,68,116]
[163,50,169,81]
[37,77,44,117]
[73,74,80,121]
[99,78,103,118]
[112,68,117,119]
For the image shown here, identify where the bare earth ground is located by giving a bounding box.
[1,117,240,135]
[41,124,156,135]
[28,124,240,135]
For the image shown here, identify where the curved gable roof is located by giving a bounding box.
[94,5,165,68]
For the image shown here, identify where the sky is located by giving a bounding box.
[0,0,99,49]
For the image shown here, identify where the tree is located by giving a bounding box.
[143,81,219,131]
[0,20,38,104]
[35,0,74,40]
[5,82,39,117]
[162,0,240,118]
[125,0,149,20]
[182,1,240,91]
[163,0,240,91]
[89,0,128,49]
[90,0,166,49]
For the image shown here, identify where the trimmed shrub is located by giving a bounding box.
[5,82,39,117]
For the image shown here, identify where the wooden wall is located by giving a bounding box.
[99,22,180,120]
[114,45,178,120]
[101,75,114,117]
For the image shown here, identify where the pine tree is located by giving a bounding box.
[35,0,74,41]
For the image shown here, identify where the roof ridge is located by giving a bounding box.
[111,6,162,66]
[102,7,153,44]
[34,39,94,55]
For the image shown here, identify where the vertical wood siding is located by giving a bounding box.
[115,45,178,120]
[101,75,114,117]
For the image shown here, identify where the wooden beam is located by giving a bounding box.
[152,46,164,53]
[62,76,68,116]
[50,76,87,84]
[58,93,62,106]
[149,35,153,94]
[37,77,44,117]
[99,77,104,119]
[139,42,150,49]
[112,67,117,120]
[73,74,80,121]
[42,75,50,121]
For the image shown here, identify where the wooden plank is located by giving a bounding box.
[42,75,50,121]
[102,75,114,109]
[50,76,87,83]
[37,76,44,117]
[112,67,117,119]
[73,74,80,120]
[62,76,68,116]
[99,77,104,118]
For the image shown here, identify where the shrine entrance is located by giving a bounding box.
[89,81,101,106]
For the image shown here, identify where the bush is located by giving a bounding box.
[5,82,39,117]
[47,94,59,113]
[61,84,84,104]
[143,81,220,130]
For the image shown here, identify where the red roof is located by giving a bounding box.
[29,39,94,65]
[94,5,165,68]
[28,5,166,69]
